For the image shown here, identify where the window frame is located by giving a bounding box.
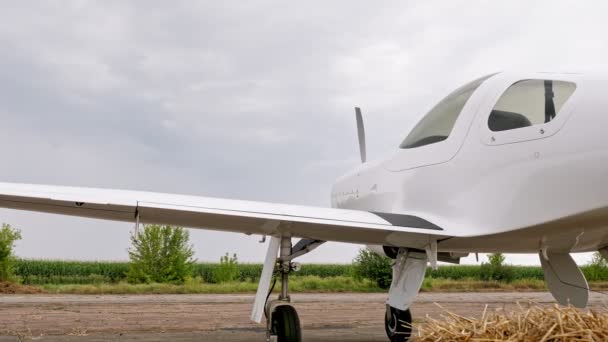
[480,78,580,146]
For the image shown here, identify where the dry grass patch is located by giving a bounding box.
[416,303,608,341]
[420,278,548,292]
[0,281,44,294]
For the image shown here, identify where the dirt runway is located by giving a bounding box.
[0,292,606,341]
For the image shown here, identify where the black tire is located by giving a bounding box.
[271,305,302,342]
[385,306,412,342]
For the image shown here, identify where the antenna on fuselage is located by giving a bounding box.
[355,107,367,163]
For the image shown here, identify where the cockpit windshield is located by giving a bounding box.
[400,74,493,149]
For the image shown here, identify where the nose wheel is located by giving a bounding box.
[385,306,412,342]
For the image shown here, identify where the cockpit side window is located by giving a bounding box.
[488,79,576,132]
[400,75,492,149]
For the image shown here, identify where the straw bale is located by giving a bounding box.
[415,303,608,341]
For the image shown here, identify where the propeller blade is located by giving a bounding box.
[355,107,367,163]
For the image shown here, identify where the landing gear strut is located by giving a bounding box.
[384,247,426,342]
[385,306,412,342]
[251,235,324,342]
[265,237,303,342]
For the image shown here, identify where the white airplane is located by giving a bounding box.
[1,71,606,342]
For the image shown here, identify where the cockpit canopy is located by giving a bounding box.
[400,74,577,149]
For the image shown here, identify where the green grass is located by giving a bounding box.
[37,277,608,295]
[40,276,381,294]
[50,278,608,295]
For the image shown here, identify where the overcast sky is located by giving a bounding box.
[0,1,606,265]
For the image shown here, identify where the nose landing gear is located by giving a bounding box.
[385,306,413,342]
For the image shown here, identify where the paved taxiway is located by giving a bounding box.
[1,292,606,341]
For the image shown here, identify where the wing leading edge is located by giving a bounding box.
[0,182,454,249]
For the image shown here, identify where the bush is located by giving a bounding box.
[352,248,392,289]
[584,252,608,282]
[479,253,515,282]
[0,223,22,281]
[488,253,506,266]
[590,251,607,267]
[127,225,195,284]
[213,253,239,283]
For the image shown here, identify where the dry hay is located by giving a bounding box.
[415,303,608,341]
[0,281,44,294]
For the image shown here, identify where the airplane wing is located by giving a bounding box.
[0,182,456,249]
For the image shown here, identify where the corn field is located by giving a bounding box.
[14,260,355,285]
[12,259,608,285]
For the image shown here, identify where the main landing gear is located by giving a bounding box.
[385,306,413,342]
[269,303,301,342]
[256,236,324,342]
[266,237,302,342]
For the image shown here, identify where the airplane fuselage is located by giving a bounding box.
[331,72,608,255]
